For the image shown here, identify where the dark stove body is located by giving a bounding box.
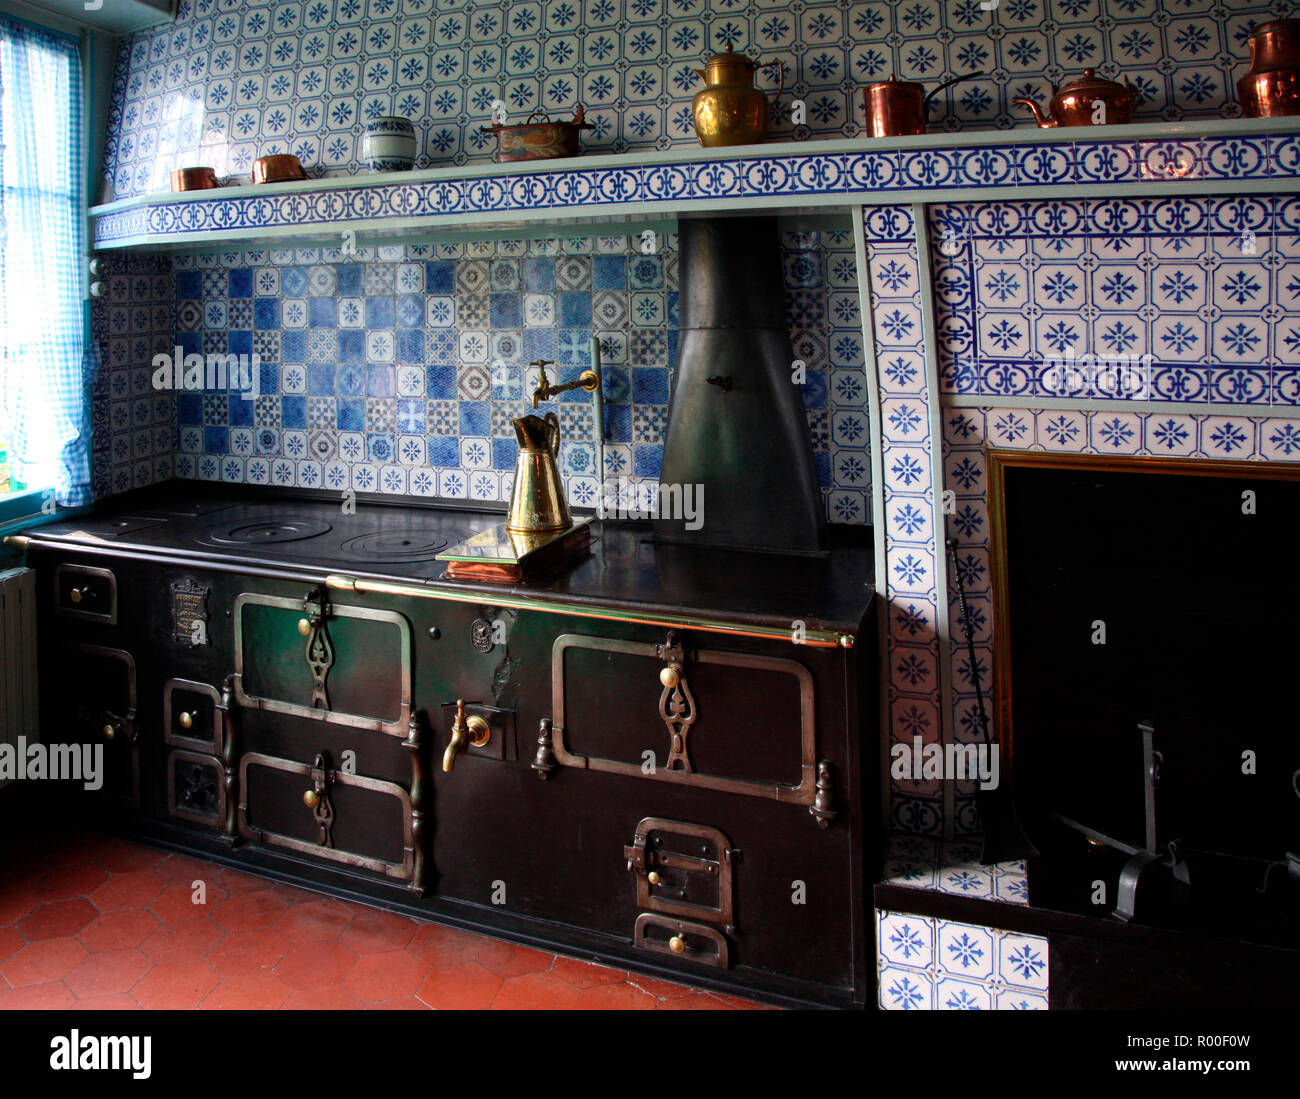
[20,487,877,1007]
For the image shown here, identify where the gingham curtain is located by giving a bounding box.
[0,16,89,507]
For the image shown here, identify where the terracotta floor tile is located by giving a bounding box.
[365,997,429,1010]
[475,939,553,980]
[201,973,292,1010]
[344,949,428,1002]
[154,853,224,887]
[76,993,143,1011]
[550,955,629,988]
[34,862,107,901]
[626,974,700,1000]
[572,982,659,1010]
[1,937,88,986]
[79,836,165,874]
[406,922,483,968]
[139,916,225,964]
[416,961,502,1009]
[338,907,419,955]
[16,899,98,942]
[0,979,77,1009]
[210,866,269,895]
[282,985,367,1010]
[205,927,290,976]
[149,883,228,924]
[131,960,220,1009]
[64,947,152,999]
[88,870,165,912]
[0,886,40,926]
[210,889,290,932]
[0,926,25,964]
[274,897,352,942]
[78,908,161,953]
[273,940,359,991]
[491,970,585,1010]
[704,991,766,1009]
[655,992,732,1010]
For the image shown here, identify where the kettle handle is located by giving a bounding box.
[544,411,561,457]
[759,58,785,112]
[922,70,986,110]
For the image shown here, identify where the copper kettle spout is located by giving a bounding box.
[1013,96,1056,127]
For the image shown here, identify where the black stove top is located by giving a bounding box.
[42,497,497,581]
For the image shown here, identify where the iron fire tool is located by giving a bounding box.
[1051,720,1191,923]
[945,536,1038,865]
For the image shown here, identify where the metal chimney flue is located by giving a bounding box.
[654,216,827,553]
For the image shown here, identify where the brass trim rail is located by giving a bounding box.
[324,574,855,649]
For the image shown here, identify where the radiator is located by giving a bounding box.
[0,568,39,789]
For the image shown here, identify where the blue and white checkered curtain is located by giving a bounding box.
[0,16,88,507]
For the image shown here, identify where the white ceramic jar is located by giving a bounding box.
[361,117,417,172]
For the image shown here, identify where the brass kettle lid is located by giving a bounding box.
[1056,67,1133,94]
[1250,16,1300,36]
[700,41,760,77]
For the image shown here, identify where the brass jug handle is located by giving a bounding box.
[759,58,785,111]
[544,411,561,457]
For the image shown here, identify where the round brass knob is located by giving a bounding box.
[303,789,320,808]
[669,935,686,955]
[647,871,661,885]
[659,666,680,689]
[69,586,88,604]
[298,618,312,636]
[178,711,195,729]
[466,714,491,747]
[102,723,115,740]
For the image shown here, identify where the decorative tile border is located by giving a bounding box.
[93,129,1300,249]
[877,909,1049,1010]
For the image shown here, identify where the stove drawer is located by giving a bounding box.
[52,643,139,806]
[163,679,221,752]
[237,749,422,889]
[546,631,818,805]
[233,590,412,737]
[54,564,117,624]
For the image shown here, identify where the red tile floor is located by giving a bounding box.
[0,828,766,1010]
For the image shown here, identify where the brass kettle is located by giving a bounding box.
[691,42,784,147]
[506,412,571,534]
[1237,18,1300,117]
[1013,68,1140,127]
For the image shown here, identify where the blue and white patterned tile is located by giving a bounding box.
[878,912,935,971]
[878,965,936,1011]
[997,932,1050,992]
[937,920,995,980]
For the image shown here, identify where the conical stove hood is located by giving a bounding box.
[654,216,826,553]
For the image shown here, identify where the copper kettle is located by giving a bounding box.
[1238,18,1300,117]
[1014,68,1140,127]
[863,71,986,137]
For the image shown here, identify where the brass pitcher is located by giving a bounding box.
[691,43,784,147]
[507,412,571,533]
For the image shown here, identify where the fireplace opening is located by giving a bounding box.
[990,452,1300,943]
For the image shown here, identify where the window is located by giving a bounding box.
[0,15,87,522]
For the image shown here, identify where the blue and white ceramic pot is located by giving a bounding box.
[362,117,417,172]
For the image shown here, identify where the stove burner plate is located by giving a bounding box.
[338,530,450,561]
[201,518,333,546]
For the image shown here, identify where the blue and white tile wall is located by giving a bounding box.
[877,910,1049,1009]
[90,253,176,498]
[164,230,868,518]
[101,0,1275,201]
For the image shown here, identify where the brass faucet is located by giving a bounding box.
[443,699,491,772]
[530,358,601,409]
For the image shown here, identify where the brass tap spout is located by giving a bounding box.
[444,698,469,772]
[529,358,601,408]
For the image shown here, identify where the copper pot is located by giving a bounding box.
[863,72,985,137]
[170,167,219,192]
[1238,18,1300,117]
[480,105,593,162]
[252,154,307,184]
[1013,68,1140,127]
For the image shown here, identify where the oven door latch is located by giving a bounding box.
[302,751,335,848]
[298,588,334,711]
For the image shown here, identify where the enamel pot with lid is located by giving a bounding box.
[862,71,986,137]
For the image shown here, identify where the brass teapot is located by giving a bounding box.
[507,412,570,534]
[691,43,785,147]
[1013,68,1140,127]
